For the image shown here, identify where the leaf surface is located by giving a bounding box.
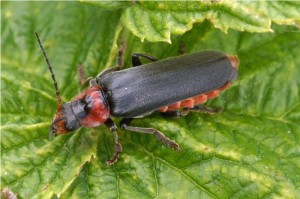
[1,1,300,199]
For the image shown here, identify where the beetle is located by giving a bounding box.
[35,32,238,165]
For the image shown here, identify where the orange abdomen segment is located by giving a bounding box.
[159,82,231,112]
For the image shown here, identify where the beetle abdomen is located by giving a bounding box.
[159,82,231,112]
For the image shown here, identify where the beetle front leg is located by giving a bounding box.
[77,64,93,86]
[94,42,126,81]
[117,42,126,69]
[120,118,180,151]
[104,118,122,165]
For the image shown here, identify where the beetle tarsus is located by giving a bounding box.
[153,130,180,151]
[106,142,122,165]
[125,126,180,151]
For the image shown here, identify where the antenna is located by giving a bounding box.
[35,32,62,111]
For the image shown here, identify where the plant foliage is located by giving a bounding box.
[1,1,300,199]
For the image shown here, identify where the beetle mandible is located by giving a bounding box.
[35,32,239,165]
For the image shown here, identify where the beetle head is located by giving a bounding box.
[50,110,68,136]
[49,102,82,137]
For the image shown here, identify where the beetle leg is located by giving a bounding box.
[95,42,126,82]
[161,106,222,118]
[77,64,93,86]
[96,52,157,83]
[178,42,186,55]
[190,105,223,114]
[96,67,120,79]
[160,110,191,117]
[104,118,122,165]
[120,118,180,151]
[132,53,158,66]
[117,42,126,69]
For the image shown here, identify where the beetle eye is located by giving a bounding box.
[50,116,67,137]
[49,123,59,139]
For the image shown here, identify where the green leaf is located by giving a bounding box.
[80,1,131,10]
[1,1,300,199]
[239,1,300,27]
[120,1,274,43]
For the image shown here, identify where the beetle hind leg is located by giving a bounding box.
[104,118,123,165]
[190,106,223,114]
[120,118,179,151]
[132,53,158,66]
[160,109,191,117]
[160,106,223,118]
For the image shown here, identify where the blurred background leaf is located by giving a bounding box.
[1,1,300,199]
